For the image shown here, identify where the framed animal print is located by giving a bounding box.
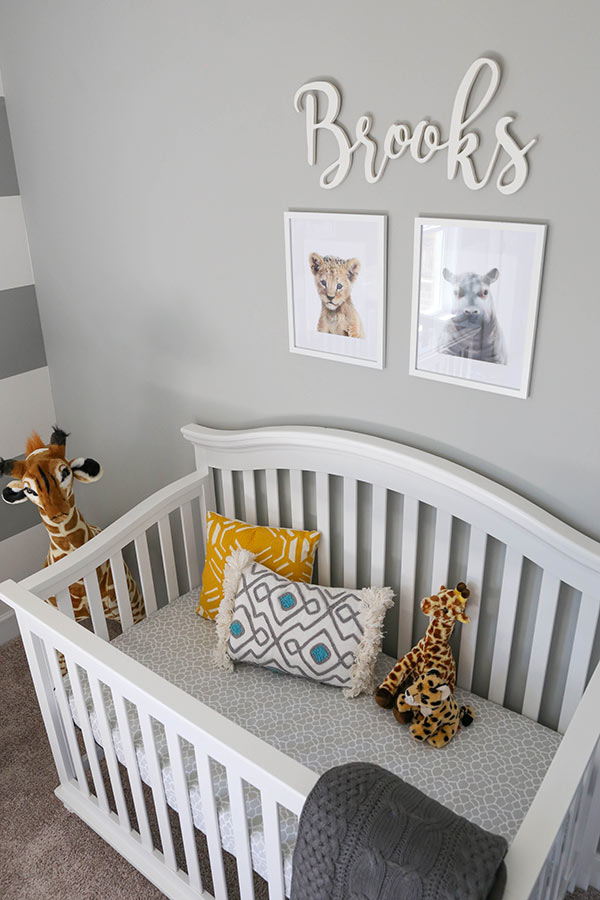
[284,211,387,369]
[409,217,547,398]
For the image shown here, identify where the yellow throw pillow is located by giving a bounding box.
[196,511,321,620]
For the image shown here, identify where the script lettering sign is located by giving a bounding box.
[294,58,536,195]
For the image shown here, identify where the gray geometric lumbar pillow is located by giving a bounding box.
[214,548,394,697]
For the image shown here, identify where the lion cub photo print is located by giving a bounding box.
[285,211,386,368]
[412,217,546,394]
[309,252,365,338]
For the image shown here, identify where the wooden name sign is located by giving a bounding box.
[294,58,536,195]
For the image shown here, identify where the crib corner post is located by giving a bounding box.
[190,442,210,478]
[19,618,77,786]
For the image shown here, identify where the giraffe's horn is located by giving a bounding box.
[49,426,70,448]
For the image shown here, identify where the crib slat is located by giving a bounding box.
[522,572,561,721]
[67,658,110,814]
[138,710,177,871]
[166,731,202,892]
[56,588,75,619]
[343,478,358,588]
[195,750,228,900]
[83,571,109,641]
[547,838,567,900]
[222,469,236,520]
[112,693,153,851]
[488,547,524,705]
[109,551,134,631]
[158,515,179,603]
[457,527,487,691]
[227,772,255,900]
[242,470,258,525]
[559,592,600,733]
[87,673,131,830]
[316,472,330,585]
[561,771,593,896]
[262,794,285,900]
[569,744,600,890]
[398,496,419,656]
[180,501,201,592]
[265,469,279,526]
[289,470,304,530]
[370,486,387,587]
[134,532,157,616]
[46,647,90,793]
[199,473,214,550]
[20,630,74,785]
[431,510,452,591]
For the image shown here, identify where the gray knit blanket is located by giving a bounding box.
[291,762,507,900]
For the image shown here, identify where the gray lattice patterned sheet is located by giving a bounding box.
[67,589,561,895]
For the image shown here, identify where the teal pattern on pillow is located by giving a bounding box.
[215,549,394,697]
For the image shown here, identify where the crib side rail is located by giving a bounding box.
[2,580,317,899]
[503,656,600,900]
[17,470,211,638]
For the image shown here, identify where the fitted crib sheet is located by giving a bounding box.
[67,589,561,895]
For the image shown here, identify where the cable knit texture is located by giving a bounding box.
[291,762,507,900]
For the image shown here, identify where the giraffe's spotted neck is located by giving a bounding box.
[424,616,456,645]
[40,498,96,552]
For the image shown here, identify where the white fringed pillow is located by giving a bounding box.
[215,549,394,697]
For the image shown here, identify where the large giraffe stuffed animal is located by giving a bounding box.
[0,427,144,626]
[375,582,470,723]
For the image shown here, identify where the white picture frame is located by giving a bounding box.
[284,211,387,369]
[410,216,547,398]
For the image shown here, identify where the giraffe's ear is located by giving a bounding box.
[0,457,26,479]
[2,480,27,504]
[70,457,103,483]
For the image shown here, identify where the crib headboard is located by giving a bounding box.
[182,423,600,734]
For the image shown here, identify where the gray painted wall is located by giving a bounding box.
[0,92,51,545]
[0,0,598,545]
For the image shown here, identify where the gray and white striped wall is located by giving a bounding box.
[0,68,56,642]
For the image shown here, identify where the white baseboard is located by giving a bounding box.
[0,523,48,645]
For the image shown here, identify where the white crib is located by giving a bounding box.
[2,423,600,900]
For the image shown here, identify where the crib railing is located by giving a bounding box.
[20,470,211,634]
[7,580,316,900]
[503,654,600,899]
[2,465,319,899]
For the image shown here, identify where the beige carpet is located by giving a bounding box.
[0,634,597,899]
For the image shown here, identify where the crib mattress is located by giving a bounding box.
[67,589,561,894]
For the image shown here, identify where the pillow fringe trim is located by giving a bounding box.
[214,548,256,671]
[345,586,395,698]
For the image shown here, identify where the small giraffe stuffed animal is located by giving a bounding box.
[375,582,470,723]
[0,427,144,627]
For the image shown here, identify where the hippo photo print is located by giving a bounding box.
[409,217,547,397]
[284,211,387,368]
